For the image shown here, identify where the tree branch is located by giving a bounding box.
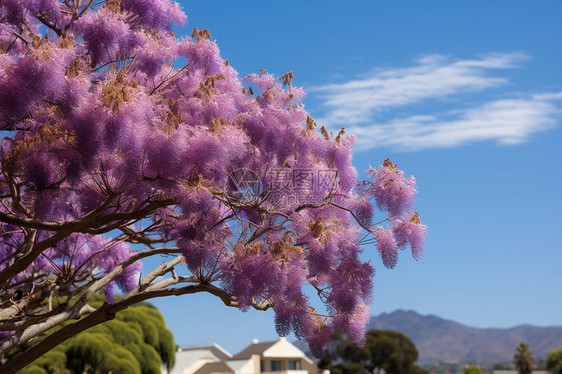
[0,197,175,287]
[35,15,62,37]
[129,254,185,295]
[0,281,271,374]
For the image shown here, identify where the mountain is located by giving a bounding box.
[368,310,562,364]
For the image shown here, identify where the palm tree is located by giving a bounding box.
[514,342,535,374]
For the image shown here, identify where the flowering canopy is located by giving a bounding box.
[0,0,426,372]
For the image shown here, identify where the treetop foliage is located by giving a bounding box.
[464,365,485,374]
[17,302,175,374]
[319,329,428,374]
[547,347,562,374]
[0,0,427,372]
[514,342,535,374]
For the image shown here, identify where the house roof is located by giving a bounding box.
[170,344,232,374]
[194,362,234,374]
[177,344,232,359]
[231,338,313,364]
[231,341,277,359]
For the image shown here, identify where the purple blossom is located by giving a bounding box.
[307,324,334,357]
[0,330,14,341]
[306,239,337,275]
[120,0,186,30]
[352,199,374,228]
[374,227,399,269]
[143,131,184,179]
[0,0,28,25]
[332,303,370,346]
[23,153,59,190]
[274,300,309,338]
[220,252,282,310]
[392,212,427,260]
[367,158,417,218]
[326,255,374,314]
[0,55,65,122]
[103,281,117,303]
[78,9,140,66]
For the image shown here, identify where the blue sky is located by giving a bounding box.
[146,0,562,354]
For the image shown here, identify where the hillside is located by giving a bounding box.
[368,310,562,364]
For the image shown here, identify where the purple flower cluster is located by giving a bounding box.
[373,227,399,269]
[367,158,417,217]
[0,230,141,302]
[363,159,428,268]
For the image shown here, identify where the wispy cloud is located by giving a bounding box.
[351,95,561,151]
[310,53,561,151]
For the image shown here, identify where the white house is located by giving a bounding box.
[165,344,233,374]
[167,338,325,374]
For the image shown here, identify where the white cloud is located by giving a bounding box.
[309,53,561,151]
[350,95,561,151]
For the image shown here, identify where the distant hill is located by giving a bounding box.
[368,310,562,364]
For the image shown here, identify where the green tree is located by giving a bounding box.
[514,342,535,374]
[18,303,174,374]
[464,365,485,374]
[547,348,562,374]
[319,330,427,374]
[18,350,69,374]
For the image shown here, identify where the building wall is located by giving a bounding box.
[260,357,309,373]
[178,339,323,374]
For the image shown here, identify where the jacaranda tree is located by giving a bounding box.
[0,1,427,372]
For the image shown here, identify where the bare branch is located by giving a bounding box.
[144,275,198,292]
[0,280,271,374]
[129,254,185,295]
[35,15,63,37]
